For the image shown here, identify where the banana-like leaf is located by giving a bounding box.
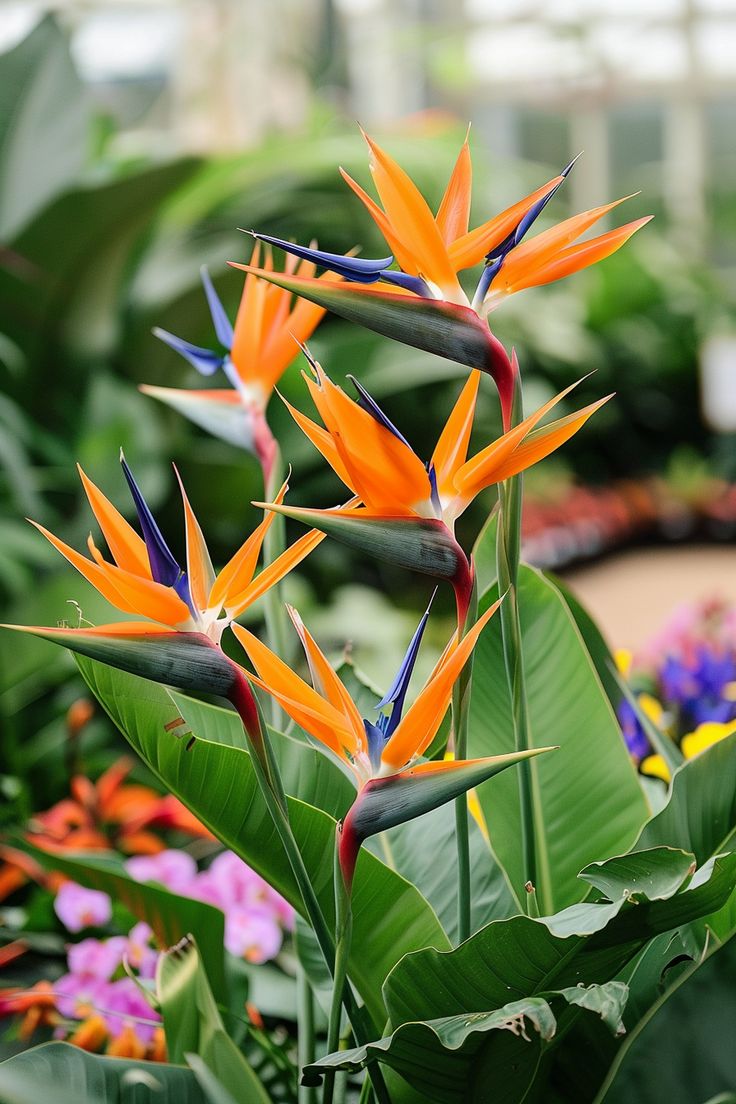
[3,624,238,697]
[468,566,649,912]
[229,264,513,394]
[303,982,628,1104]
[0,1043,205,1104]
[20,843,227,1004]
[157,937,269,1104]
[377,852,736,1101]
[348,748,554,842]
[256,502,468,582]
[140,386,257,453]
[75,657,450,1032]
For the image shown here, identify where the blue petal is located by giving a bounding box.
[347,375,413,449]
[363,719,386,774]
[247,231,394,284]
[381,270,433,297]
[472,257,504,305]
[152,328,224,377]
[427,464,442,518]
[200,266,234,350]
[376,591,436,738]
[119,452,184,591]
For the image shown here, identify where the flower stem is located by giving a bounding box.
[323,834,353,1104]
[495,378,540,916]
[452,570,478,945]
[263,443,290,723]
[228,670,390,1104]
[297,964,316,1104]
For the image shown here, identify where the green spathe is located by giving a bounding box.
[2,623,238,697]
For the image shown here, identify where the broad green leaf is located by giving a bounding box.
[305,983,628,1104]
[157,937,269,1104]
[75,657,450,1029]
[595,936,736,1104]
[185,1054,240,1104]
[0,17,88,238]
[378,801,518,943]
[0,1043,205,1104]
[168,689,355,818]
[385,852,736,1025]
[468,565,648,912]
[21,843,227,1005]
[636,732,736,945]
[382,852,736,1101]
[579,847,695,903]
[545,571,623,712]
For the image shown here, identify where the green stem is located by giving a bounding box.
[263,445,290,724]
[452,573,478,945]
[323,837,353,1104]
[495,383,541,915]
[358,1074,375,1104]
[297,965,317,1104]
[229,674,390,1104]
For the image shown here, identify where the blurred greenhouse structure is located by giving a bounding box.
[2,0,736,268]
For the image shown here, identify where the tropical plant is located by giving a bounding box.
[1,23,735,1104]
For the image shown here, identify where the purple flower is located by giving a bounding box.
[101,978,160,1044]
[54,883,112,933]
[124,922,159,980]
[224,908,283,963]
[67,936,127,981]
[125,849,198,893]
[55,972,109,1020]
[617,699,649,761]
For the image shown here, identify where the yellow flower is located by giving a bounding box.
[640,755,670,783]
[614,648,633,678]
[681,720,736,760]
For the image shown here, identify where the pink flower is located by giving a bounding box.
[55,972,109,1020]
[125,850,198,893]
[224,908,283,963]
[54,883,112,933]
[101,978,160,1044]
[67,936,127,981]
[125,922,158,980]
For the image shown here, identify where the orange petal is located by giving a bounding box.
[430,370,480,494]
[230,242,265,384]
[225,527,325,618]
[454,376,587,500]
[448,174,564,271]
[507,217,653,294]
[281,392,358,494]
[31,521,146,617]
[286,605,365,744]
[77,465,151,578]
[305,366,430,514]
[489,396,612,483]
[361,130,462,297]
[174,467,215,613]
[210,480,288,611]
[382,598,502,769]
[339,167,419,275]
[435,135,472,245]
[494,198,637,294]
[88,542,192,627]
[231,622,356,757]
